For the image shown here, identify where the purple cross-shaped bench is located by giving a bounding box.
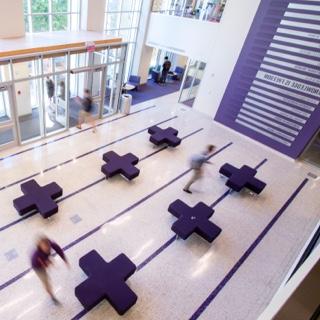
[13,179,63,218]
[168,199,222,242]
[219,163,266,194]
[101,151,140,180]
[148,126,181,147]
[75,250,137,315]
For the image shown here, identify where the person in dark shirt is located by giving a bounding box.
[76,89,96,132]
[31,236,69,304]
[160,56,172,84]
[58,80,65,101]
[46,76,55,103]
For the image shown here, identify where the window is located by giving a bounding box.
[152,0,228,23]
[24,0,81,33]
[104,0,142,79]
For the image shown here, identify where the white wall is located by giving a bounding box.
[146,13,218,62]
[145,0,262,117]
[0,0,25,39]
[194,0,261,117]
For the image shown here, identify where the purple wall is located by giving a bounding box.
[215,0,320,158]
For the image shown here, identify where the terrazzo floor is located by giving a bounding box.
[0,92,319,320]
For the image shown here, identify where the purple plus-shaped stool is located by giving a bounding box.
[101,151,140,180]
[148,126,181,147]
[13,179,63,218]
[219,163,266,194]
[168,199,222,242]
[75,250,137,315]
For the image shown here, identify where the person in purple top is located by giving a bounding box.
[31,236,69,304]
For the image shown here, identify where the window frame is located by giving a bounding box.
[104,0,143,79]
[24,0,82,33]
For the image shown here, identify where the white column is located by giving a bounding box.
[131,0,153,84]
[81,0,106,32]
[0,0,25,38]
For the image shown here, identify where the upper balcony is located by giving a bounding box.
[151,0,227,24]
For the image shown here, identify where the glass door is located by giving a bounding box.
[13,57,44,143]
[103,63,121,116]
[88,68,104,119]
[0,85,17,149]
[179,59,206,107]
[42,53,68,135]
[69,67,104,128]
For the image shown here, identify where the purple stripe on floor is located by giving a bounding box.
[136,236,177,271]
[72,157,269,319]
[0,127,202,233]
[0,115,177,191]
[0,142,233,292]
[189,178,309,320]
[0,105,156,162]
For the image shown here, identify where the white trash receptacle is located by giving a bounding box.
[121,94,132,115]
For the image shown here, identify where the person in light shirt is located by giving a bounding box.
[183,145,215,194]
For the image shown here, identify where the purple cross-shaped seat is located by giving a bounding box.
[148,126,181,147]
[75,250,137,315]
[168,199,222,242]
[101,151,140,180]
[219,163,266,194]
[13,179,63,218]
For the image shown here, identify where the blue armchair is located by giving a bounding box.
[127,75,141,90]
[151,70,160,83]
[174,66,185,80]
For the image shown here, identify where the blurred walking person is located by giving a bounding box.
[76,89,96,132]
[31,235,69,305]
[46,76,55,103]
[183,145,215,194]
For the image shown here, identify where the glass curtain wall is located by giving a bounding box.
[152,0,227,23]
[24,0,81,32]
[104,0,142,79]
[0,44,127,147]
